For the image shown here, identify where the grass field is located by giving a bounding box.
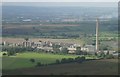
[1,52,97,70]
[3,59,118,75]
[1,48,118,75]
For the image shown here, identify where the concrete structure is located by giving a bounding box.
[68,47,77,54]
[40,47,53,52]
[103,50,116,55]
[81,47,89,51]
[96,18,99,52]
[82,45,95,54]
[22,41,32,47]
[3,41,6,46]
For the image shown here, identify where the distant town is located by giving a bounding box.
[1,2,119,75]
[2,38,118,56]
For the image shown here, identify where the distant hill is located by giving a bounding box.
[2,6,117,22]
[2,6,118,38]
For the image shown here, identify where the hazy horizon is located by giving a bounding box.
[2,2,118,7]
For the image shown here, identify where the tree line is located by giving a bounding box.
[29,56,86,67]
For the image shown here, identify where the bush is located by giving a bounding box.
[56,59,60,64]
[7,51,16,56]
[30,58,35,63]
[2,46,35,53]
[75,56,85,63]
[3,53,7,56]
[75,56,81,61]
[60,57,84,64]
[67,58,74,62]
[98,52,106,58]
[105,54,114,59]
[62,58,74,63]
[36,62,42,67]
[61,58,67,63]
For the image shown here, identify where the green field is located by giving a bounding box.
[3,59,118,75]
[1,52,97,70]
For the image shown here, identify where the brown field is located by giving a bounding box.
[2,37,84,45]
[40,24,80,27]
[3,59,118,75]
[3,24,80,29]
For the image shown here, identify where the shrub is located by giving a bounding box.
[75,56,85,63]
[7,51,16,56]
[56,59,60,64]
[36,62,42,67]
[30,58,35,63]
[61,58,67,63]
[105,54,114,59]
[75,56,81,61]
[3,53,7,56]
[67,58,74,62]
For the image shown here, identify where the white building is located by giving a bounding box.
[81,45,96,54]
[68,47,77,54]
[22,41,32,47]
[40,47,53,52]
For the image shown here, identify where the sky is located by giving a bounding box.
[2,2,118,7]
[1,0,119,7]
[2,0,120,2]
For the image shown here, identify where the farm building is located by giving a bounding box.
[81,45,96,54]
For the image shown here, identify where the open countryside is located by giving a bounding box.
[1,52,97,70]
[3,58,118,75]
[1,2,119,75]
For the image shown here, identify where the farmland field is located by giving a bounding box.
[1,37,85,45]
[2,3,119,75]
[3,58,118,75]
[2,52,118,75]
[2,52,97,70]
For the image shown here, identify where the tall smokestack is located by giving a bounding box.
[96,18,99,52]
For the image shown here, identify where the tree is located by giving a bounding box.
[76,47,81,51]
[99,52,105,58]
[106,51,109,55]
[53,45,60,53]
[39,40,42,42]
[24,37,29,41]
[94,52,98,56]
[92,40,96,46]
[76,47,82,55]
[99,44,113,51]
[61,58,74,63]
[61,47,68,54]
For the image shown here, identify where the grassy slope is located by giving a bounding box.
[2,52,97,70]
[3,59,118,75]
[1,52,77,70]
